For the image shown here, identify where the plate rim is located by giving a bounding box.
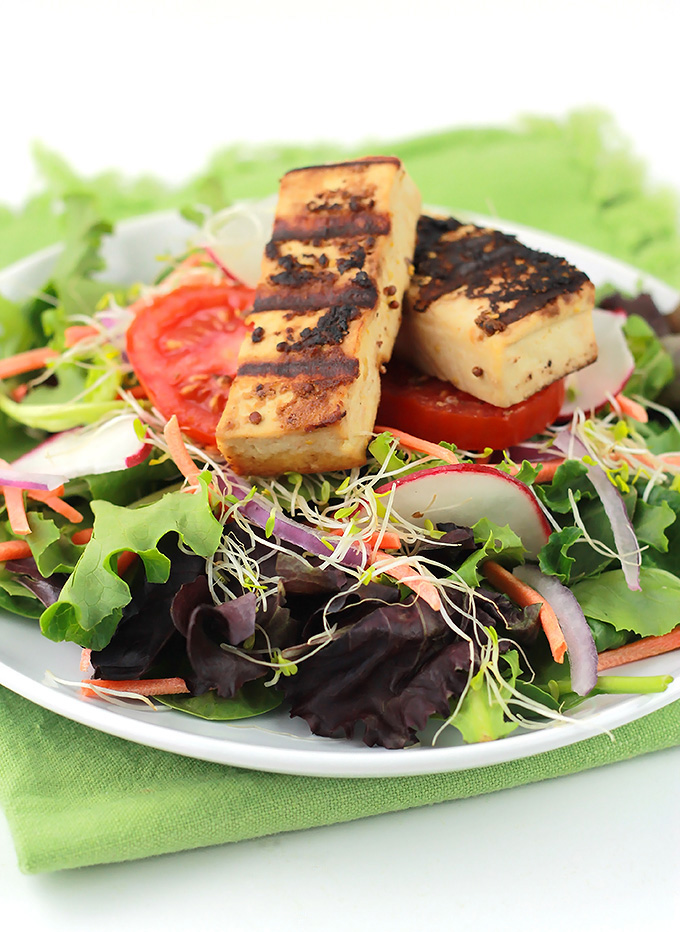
[1,208,678,778]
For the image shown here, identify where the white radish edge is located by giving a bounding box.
[13,414,151,481]
[376,464,551,559]
[559,308,634,419]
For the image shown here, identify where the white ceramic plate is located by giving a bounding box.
[1,210,679,778]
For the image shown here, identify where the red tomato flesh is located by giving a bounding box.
[126,283,254,447]
[377,359,565,451]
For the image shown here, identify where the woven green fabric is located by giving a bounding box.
[0,687,678,874]
[0,110,679,874]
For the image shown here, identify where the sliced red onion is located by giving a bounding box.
[0,466,67,491]
[221,479,365,569]
[552,429,641,590]
[507,444,564,464]
[514,564,598,696]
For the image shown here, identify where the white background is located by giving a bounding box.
[1,0,680,928]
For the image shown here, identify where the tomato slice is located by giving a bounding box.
[126,283,255,446]
[377,359,565,451]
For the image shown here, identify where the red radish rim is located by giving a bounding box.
[376,463,552,542]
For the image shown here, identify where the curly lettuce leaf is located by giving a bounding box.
[25,512,84,577]
[454,519,525,587]
[40,481,222,650]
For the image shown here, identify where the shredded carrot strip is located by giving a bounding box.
[0,540,31,561]
[597,625,680,671]
[10,384,29,402]
[326,527,402,551]
[2,486,31,535]
[371,550,442,611]
[80,677,189,698]
[613,393,648,423]
[80,648,92,672]
[658,453,680,468]
[482,560,567,663]
[127,384,148,399]
[365,530,402,551]
[64,325,100,347]
[0,347,59,380]
[373,425,459,465]
[71,528,135,574]
[163,415,201,486]
[72,527,94,545]
[116,551,137,576]
[26,490,83,523]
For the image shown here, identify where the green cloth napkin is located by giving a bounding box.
[1,109,679,874]
[0,688,678,874]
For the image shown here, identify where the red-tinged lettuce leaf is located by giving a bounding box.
[0,566,47,618]
[3,557,65,608]
[281,597,471,749]
[90,547,205,680]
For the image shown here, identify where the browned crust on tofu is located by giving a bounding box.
[409,215,592,333]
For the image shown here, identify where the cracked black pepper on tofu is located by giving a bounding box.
[216,156,422,475]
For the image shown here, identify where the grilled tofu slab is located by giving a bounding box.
[216,157,421,475]
[397,216,597,408]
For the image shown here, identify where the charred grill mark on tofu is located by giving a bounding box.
[272,212,391,243]
[411,216,590,334]
[253,244,378,314]
[275,304,362,352]
[283,156,402,175]
[237,352,360,383]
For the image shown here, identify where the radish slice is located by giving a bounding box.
[552,429,641,590]
[0,466,67,491]
[13,414,151,480]
[376,465,551,559]
[202,198,276,289]
[513,564,598,696]
[559,308,634,419]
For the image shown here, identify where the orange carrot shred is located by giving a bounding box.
[163,415,201,486]
[10,384,29,402]
[0,347,59,380]
[116,550,137,576]
[613,393,648,423]
[597,625,680,671]
[64,325,100,347]
[26,491,83,523]
[127,384,148,399]
[371,550,442,611]
[80,648,92,672]
[365,530,402,551]
[482,560,567,663]
[80,677,189,698]
[2,486,31,536]
[0,540,31,561]
[658,452,680,468]
[373,425,459,465]
[326,527,402,551]
[72,527,94,545]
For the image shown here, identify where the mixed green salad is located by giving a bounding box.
[1,193,680,750]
